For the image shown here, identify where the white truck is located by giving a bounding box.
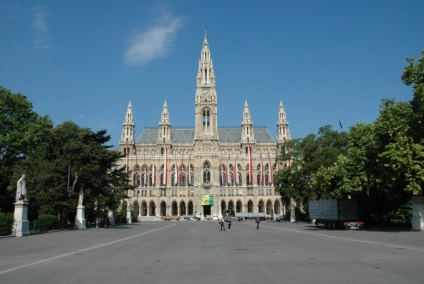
[308,199,364,229]
[234,212,267,221]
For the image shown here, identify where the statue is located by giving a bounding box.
[78,188,84,206]
[75,187,86,229]
[16,174,27,202]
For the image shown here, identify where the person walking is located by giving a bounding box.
[219,218,225,231]
[256,216,261,229]
[227,217,232,231]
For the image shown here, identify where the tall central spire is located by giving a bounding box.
[194,32,218,141]
[197,31,215,86]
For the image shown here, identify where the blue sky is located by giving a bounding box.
[1,0,423,146]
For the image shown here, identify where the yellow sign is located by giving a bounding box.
[201,195,214,205]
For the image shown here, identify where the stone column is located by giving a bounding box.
[126,200,132,224]
[108,210,115,226]
[14,200,29,237]
[137,192,141,218]
[75,205,86,229]
[290,197,296,223]
[411,196,424,231]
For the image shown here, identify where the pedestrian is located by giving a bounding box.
[227,217,232,231]
[219,218,225,231]
[256,216,260,229]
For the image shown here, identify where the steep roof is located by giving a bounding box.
[136,127,275,145]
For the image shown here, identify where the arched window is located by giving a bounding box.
[246,165,251,185]
[203,161,211,183]
[160,164,165,186]
[133,164,140,172]
[134,174,140,186]
[188,164,194,186]
[202,109,211,131]
[237,164,242,185]
[229,164,234,186]
[219,163,227,186]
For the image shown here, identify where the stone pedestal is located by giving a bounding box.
[75,205,86,229]
[108,210,115,226]
[290,198,296,223]
[126,202,132,224]
[411,196,424,232]
[14,200,30,237]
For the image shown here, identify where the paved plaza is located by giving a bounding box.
[1,220,423,284]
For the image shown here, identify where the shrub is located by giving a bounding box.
[0,212,14,236]
[37,214,58,231]
[114,209,126,224]
[132,210,139,222]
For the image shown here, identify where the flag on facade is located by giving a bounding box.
[188,154,191,186]
[234,155,238,185]
[174,155,178,185]
[226,156,231,185]
[143,151,147,186]
[180,156,184,185]
[268,153,273,184]
[219,158,223,185]
[248,142,253,184]
[260,151,265,184]
[152,165,156,186]
[163,146,168,185]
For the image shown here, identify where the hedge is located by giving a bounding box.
[0,212,14,236]
[37,214,58,231]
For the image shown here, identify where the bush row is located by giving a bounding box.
[0,212,14,236]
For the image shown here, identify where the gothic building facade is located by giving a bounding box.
[118,34,290,220]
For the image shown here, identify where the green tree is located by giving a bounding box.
[0,86,52,212]
[275,125,348,205]
[314,100,423,221]
[401,51,424,197]
[19,121,131,227]
[401,51,424,145]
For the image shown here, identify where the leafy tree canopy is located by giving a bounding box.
[275,125,348,204]
[402,51,424,143]
[0,86,52,211]
[18,121,131,225]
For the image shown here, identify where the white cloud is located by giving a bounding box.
[125,12,184,66]
[32,6,48,32]
[32,5,49,50]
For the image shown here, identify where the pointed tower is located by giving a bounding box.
[276,100,291,144]
[158,100,171,144]
[241,100,255,144]
[194,32,219,141]
[120,101,135,145]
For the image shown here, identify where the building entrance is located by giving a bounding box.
[203,205,211,216]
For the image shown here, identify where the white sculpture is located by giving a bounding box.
[14,174,29,236]
[75,187,86,229]
[78,188,83,206]
[16,174,27,201]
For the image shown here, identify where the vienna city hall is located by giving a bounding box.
[118,34,291,220]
